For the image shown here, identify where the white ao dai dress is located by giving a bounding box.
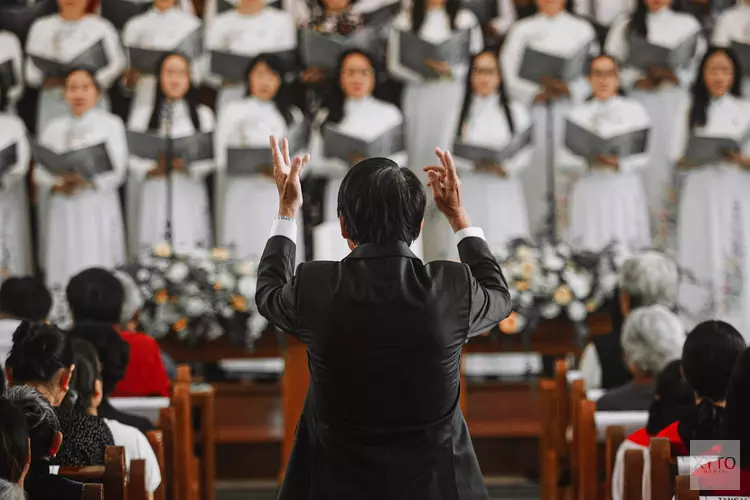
[0,31,24,114]
[712,2,750,97]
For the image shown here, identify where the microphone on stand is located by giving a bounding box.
[162,100,175,250]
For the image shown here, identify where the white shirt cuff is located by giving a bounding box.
[455,227,485,244]
[270,217,298,244]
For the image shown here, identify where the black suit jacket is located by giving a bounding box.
[256,235,512,500]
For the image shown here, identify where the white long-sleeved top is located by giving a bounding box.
[25,14,126,91]
[573,0,637,27]
[604,8,705,90]
[0,31,24,110]
[563,95,652,173]
[500,11,598,106]
[713,1,750,47]
[0,113,30,191]
[387,8,483,85]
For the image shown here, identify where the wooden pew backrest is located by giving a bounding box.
[624,448,644,500]
[83,484,104,500]
[127,459,147,500]
[146,430,165,500]
[650,438,673,500]
[575,399,598,500]
[605,426,626,500]
[675,475,699,500]
[59,446,127,500]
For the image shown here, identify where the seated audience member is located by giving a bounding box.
[4,386,86,500]
[657,320,746,455]
[67,268,170,398]
[0,278,52,372]
[5,323,115,466]
[64,338,161,496]
[610,360,695,500]
[0,398,30,487]
[68,322,154,433]
[580,251,680,390]
[597,305,686,411]
[0,479,24,500]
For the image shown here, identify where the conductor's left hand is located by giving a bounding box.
[270,135,310,219]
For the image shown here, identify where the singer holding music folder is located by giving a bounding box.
[121,0,204,120]
[0,30,24,114]
[712,0,750,96]
[214,53,306,263]
[126,53,215,258]
[0,112,32,276]
[672,47,750,335]
[604,0,705,242]
[499,0,597,238]
[32,68,127,290]
[24,0,125,136]
[562,54,651,254]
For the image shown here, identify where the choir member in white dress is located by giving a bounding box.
[672,47,750,339]
[572,0,636,32]
[604,0,705,245]
[35,68,128,291]
[214,53,305,262]
[0,113,33,276]
[122,0,204,118]
[308,49,422,259]
[712,0,750,96]
[25,0,126,136]
[127,52,215,257]
[452,50,532,250]
[0,30,24,114]
[205,0,297,114]
[500,0,597,237]
[563,55,651,253]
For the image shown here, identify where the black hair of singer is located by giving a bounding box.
[61,338,102,415]
[68,323,129,398]
[678,320,746,446]
[0,397,30,483]
[725,346,750,464]
[645,359,694,435]
[147,51,202,132]
[323,49,381,126]
[0,277,52,323]
[244,53,295,125]
[4,385,60,464]
[411,0,459,33]
[6,322,75,385]
[689,46,742,130]
[336,157,426,246]
[66,267,125,325]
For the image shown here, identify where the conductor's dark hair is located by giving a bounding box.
[645,360,694,435]
[62,338,102,414]
[66,268,125,324]
[678,320,745,448]
[64,66,101,90]
[68,323,129,397]
[337,158,426,245]
[689,47,742,129]
[457,49,515,138]
[244,53,294,125]
[4,385,60,463]
[725,347,750,464]
[6,322,74,385]
[147,52,201,133]
[0,277,52,323]
[411,0,460,34]
[323,49,379,126]
[0,397,30,483]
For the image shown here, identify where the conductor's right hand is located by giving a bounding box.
[424,148,471,232]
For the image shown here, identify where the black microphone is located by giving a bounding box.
[163,100,175,249]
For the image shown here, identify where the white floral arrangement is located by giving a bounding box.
[119,244,268,349]
[491,239,622,336]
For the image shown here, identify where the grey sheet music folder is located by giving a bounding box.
[101,0,150,31]
[301,29,377,71]
[210,51,254,82]
[565,121,649,158]
[362,2,400,26]
[29,141,113,180]
[397,30,470,79]
[519,43,590,84]
[129,29,203,73]
[683,134,746,166]
[30,40,109,78]
[453,127,532,164]
[731,41,750,75]
[127,131,214,163]
[226,148,272,175]
[0,143,18,177]
[0,59,16,89]
[627,32,698,70]
[322,124,404,162]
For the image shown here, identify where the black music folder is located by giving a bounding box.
[397,30,470,79]
[627,31,698,70]
[0,143,18,177]
[453,126,533,164]
[225,121,309,174]
[0,0,58,42]
[101,0,150,31]
[127,131,214,163]
[683,133,749,166]
[300,28,377,71]
[0,59,17,90]
[322,124,403,162]
[128,28,203,73]
[30,40,109,78]
[519,42,590,84]
[29,141,113,180]
[564,120,649,159]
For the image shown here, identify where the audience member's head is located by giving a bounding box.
[113,271,144,331]
[68,323,129,397]
[0,398,30,485]
[618,251,679,317]
[620,305,685,379]
[5,323,74,407]
[680,320,746,444]
[725,346,750,465]
[62,338,103,415]
[4,386,62,465]
[66,268,124,325]
[645,360,694,435]
[337,159,426,248]
[0,479,24,500]
[0,278,52,323]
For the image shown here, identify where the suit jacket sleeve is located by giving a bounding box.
[255,235,300,336]
[458,236,512,338]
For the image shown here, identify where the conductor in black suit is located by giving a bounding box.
[256,136,513,500]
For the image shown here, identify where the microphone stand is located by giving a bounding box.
[544,100,557,244]
[163,101,174,251]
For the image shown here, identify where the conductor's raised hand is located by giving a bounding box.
[270,135,310,218]
[423,148,471,232]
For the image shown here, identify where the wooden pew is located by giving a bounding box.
[127,459,147,500]
[158,407,176,500]
[675,475,699,500]
[83,484,104,500]
[650,438,673,500]
[575,399,598,500]
[605,426,626,500]
[146,430,166,500]
[624,449,645,500]
[59,446,127,500]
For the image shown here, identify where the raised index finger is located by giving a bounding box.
[443,150,459,186]
[270,135,285,174]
